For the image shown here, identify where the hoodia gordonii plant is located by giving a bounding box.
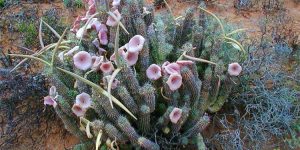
[9,0,246,149]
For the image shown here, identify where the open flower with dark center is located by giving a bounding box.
[228,62,242,76]
[75,92,92,109]
[100,61,115,74]
[73,51,92,71]
[146,64,162,80]
[125,51,139,66]
[106,9,122,27]
[44,96,57,108]
[166,73,182,91]
[169,107,182,124]
[72,104,86,117]
[127,35,145,53]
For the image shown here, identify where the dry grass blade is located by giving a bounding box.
[39,18,45,48]
[56,67,137,120]
[51,28,68,69]
[42,20,61,39]
[96,130,103,150]
[183,54,217,65]
[108,68,122,109]
[8,54,51,66]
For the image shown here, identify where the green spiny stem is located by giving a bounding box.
[138,137,160,150]
[182,114,210,138]
[140,83,156,112]
[56,67,137,120]
[181,66,201,108]
[115,86,139,115]
[104,123,127,142]
[157,106,174,126]
[54,106,87,141]
[139,105,151,133]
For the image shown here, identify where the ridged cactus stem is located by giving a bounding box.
[140,83,156,112]
[92,90,121,121]
[50,74,73,104]
[138,137,160,150]
[181,66,201,108]
[158,106,174,126]
[56,96,74,117]
[139,105,151,133]
[108,26,117,51]
[183,114,210,138]
[119,64,141,97]
[117,116,140,143]
[92,102,107,121]
[104,123,127,142]
[74,69,90,93]
[54,106,87,141]
[115,86,139,114]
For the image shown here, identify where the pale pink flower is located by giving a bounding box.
[100,61,115,74]
[112,0,121,7]
[98,30,108,45]
[70,16,84,33]
[73,51,92,71]
[72,104,86,117]
[110,45,127,62]
[169,107,182,124]
[166,73,182,91]
[75,92,92,109]
[106,9,121,27]
[146,64,162,80]
[125,51,139,66]
[91,56,103,71]
[165,63,181,75]
[65,46,80,56]
[44,96,57,108]
[127,35,145,53]
[228,62,242,76]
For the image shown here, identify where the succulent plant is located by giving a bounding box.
[9,0,246,149]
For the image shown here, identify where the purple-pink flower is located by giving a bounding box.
[125,51,139,66]
[127,35,145,53]
[73,51,92,71]
[72,104,86,117]
[165,63,181,75]
[91,56,103,71]
[75,92,92,109]
[106,9,121,27]
[146,64,162,80]
[228,62,242,76]
[169,107,182,124]
[166,73,182,91]
[100,61,115,74]
[44,96,57,108]
[98,30,108,45]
